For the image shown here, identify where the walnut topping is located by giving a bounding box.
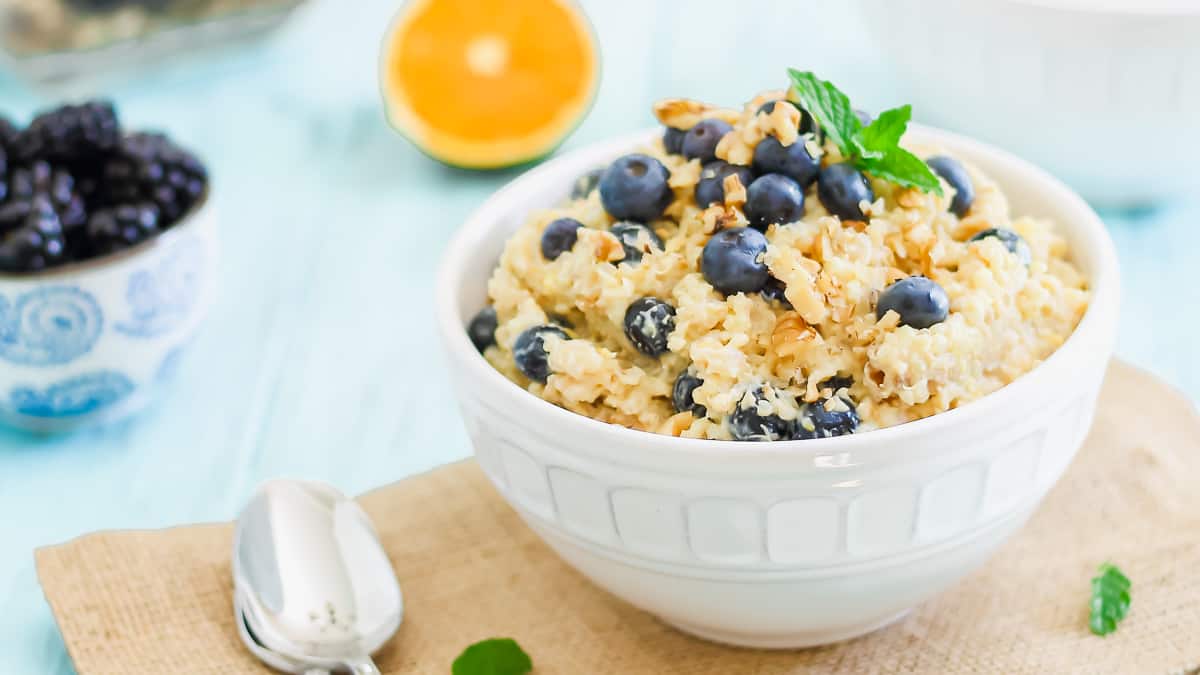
[592,230,624,263]
[701,204,749,234]
[664,411,693,436]
[653,98,717,130]
[770,314,822,368]
[897,188,925,209]
[762,102,801,147]
[715,125,760,166]
[722,173,747,207]
[668,159,701,188]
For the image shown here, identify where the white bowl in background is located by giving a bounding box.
[435,127,1119,648]
[857,0,1200,206]
[0,199,217,433]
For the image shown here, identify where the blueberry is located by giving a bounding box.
[673,370,707,418]
[729,387,793,441]
[513,324,569,383]
[793,396,859,439]
[570,167,604,200]
[745,173,805,230]
[609,221,663,266]
[752,136,819,188]
[756,99,821,139]
[760,276,793,310]
[970,228,1031,266]
[701,226,769,294]
[854,109,873,127]
[662,127,685,155]
[818,375,854,393]
[876,276,950,329]
[599,154,674,222]
[623,297,676,357]
[817,162,874,221]
[926,155,975,217]
[694,160,755,207]
[541,217,584,260]
[467,306,498,352]
[681,119,732,163]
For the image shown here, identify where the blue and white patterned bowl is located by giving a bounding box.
[0,197,217,432]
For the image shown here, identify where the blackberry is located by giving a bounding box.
[0,198,66,273]
[0,200,33,234]
[12,101,121,163]
[102,132,208,225]
[7,160,88,232]
[0,115,19,154]
[86,203,161,255]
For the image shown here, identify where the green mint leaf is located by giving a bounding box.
[787,69,942,196]
[1089,563,1132,636]
[849,136,883,161]
[452,638,533,675]
[860,146,944,196]
[786,69,862,157]
[854,104,942,196]
[857,105,912,155]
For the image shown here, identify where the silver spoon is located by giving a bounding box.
[233,479,403,674]
[235,592,330,675]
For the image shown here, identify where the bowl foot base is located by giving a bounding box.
[0,386,154,434]
[662,609,911,649]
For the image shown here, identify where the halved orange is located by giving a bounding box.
[380,0,600,169]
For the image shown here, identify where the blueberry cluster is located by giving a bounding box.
[0,101,208,273]
[726,384,860,441]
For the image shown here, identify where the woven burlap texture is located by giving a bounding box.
[35,361,1200,674]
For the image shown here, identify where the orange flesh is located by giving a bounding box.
[385,0,596,144]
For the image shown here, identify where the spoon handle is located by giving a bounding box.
[302,670,330,675]
[341,657,381,675]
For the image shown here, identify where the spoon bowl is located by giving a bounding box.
[236,594,330,675]
[233,479,403,673]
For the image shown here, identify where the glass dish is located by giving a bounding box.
[0,0,306,83]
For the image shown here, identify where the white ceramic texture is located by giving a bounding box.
[0,201,217,432]
[435,127,1120,648]
[856,0,1200,206]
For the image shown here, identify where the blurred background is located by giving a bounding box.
[0,0,1195,671]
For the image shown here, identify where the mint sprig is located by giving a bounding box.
[786,69,943,197]
[1089,563,1131,636]
[452,638,533,675]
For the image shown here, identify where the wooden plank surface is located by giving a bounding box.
[0,0,1195,671]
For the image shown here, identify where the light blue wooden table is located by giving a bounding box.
[0,0,1194,671]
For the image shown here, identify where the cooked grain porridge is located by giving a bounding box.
[467,83,1090,441]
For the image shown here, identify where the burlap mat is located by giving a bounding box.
[35,361,1200,674]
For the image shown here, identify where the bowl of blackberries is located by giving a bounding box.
[0,100,216,432]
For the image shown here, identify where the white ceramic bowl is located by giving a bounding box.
[857,0,1200,206]
[0,199,217,433]
[435,127,1120,648]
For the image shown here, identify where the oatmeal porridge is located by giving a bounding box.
[466,75,1090,441]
